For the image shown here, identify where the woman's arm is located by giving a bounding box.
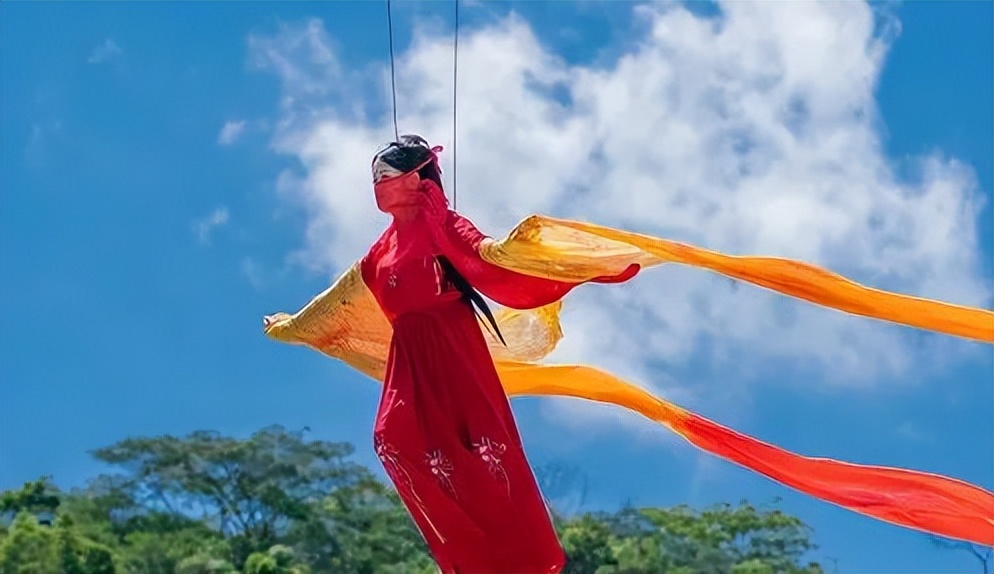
[418,179,637,309]
[435,212,574,309]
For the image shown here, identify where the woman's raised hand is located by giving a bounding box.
[419,179,449,229]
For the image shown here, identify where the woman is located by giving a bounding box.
[265,135,994,570]
[343,134,631,573]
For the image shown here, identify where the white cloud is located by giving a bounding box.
[193,207,230,245]
[248,19,343,110]
[251,3,990,414]
[218,120,248,145]
[241,257,265,290]
[87,39,122,64]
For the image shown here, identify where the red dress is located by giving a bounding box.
[360,210,608,574]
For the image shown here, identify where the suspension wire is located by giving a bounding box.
[385,0,461,207]
[452,0,460,209]
[386,0,400,141]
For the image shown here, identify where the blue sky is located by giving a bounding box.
[1,2,991,573]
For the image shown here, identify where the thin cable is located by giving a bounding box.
[452,0,459,209]
[386,0,400,141]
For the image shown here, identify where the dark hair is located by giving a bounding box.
[374,134,435,174]
[417,161,444,190]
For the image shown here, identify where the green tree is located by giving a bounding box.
[120,527,228,574]
[58,476,228,574]
[0,426,830,574]
[314,479,433,574]
[637,502,821,574]
[243,545,308,574]
[174,554,236,574]
[0,477,61,523]
[558,502,823,574]
[560,514,618,574]
[0,512,58,574]
[59,476,137,549]
[596,507,667,573]
[79,544,116,574]
[0,495,119,574]
[90,425,369,567]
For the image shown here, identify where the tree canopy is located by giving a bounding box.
[1,426,826,574]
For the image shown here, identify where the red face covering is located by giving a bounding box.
[374,170,422,214]
[371,142,443,215]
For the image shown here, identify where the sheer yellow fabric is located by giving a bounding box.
[263,215,993,365]
[479,215,994,343]
[262,262,567,382]
[264,262,391,381]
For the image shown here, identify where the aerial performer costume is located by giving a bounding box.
[264,135,994,573]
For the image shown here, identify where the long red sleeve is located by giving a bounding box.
[438,211,638,310]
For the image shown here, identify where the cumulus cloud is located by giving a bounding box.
[218,120,248,145]
[88,39,122,64]
[194,207,230,244]
[250,3,990,406]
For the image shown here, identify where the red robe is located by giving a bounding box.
[361,210,635,573]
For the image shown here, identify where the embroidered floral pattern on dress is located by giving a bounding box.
[472,436,510,494]
[375,435,415,494]
[426,449,456,497]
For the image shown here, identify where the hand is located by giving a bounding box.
[418,179,449,232]
[263,312,290,333]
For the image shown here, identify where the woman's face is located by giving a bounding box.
[374,170,421,214]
